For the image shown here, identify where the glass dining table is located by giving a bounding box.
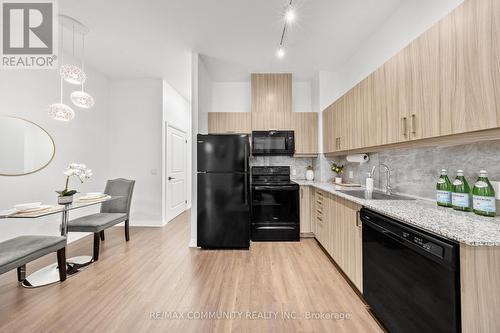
[0,196,120,288]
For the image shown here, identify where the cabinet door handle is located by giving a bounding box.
[411,114,416,135]
[356,210,361,227]
[300,188,303,199]
[402,117,408,137]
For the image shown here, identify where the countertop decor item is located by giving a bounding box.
[331,162,344,184]
[57,163,92,205]
[305,165,314,181]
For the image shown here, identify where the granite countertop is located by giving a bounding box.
[294,180,500,246]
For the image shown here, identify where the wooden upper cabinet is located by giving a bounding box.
[208,112,252,134]
[384,54,404,144]
[494,0,500,127]
[322,105,336,153]
[251,73,292,130]
[323,99,345,153]
[440,0,498,135]
[408,24,441,140]
[372,67,388,146]
[348,85,363,150]
[292,112,318,156]
[322,0,500,155]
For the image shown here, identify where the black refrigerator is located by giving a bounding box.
[197,134,250,249]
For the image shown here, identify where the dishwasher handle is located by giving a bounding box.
[362,218,405,243]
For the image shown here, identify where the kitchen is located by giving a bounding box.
[1,0,499,332]
[195,0,500,332]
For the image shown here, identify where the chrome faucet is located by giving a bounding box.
[371,164,392,195]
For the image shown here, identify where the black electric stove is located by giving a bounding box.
[251,166,300,241]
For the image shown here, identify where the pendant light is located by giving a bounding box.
[70,33,95,109]
[48,78,75,122]
[48,18,75,121]
[60,20,86,85]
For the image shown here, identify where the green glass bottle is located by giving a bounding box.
[436,169,452,207]
[472,170,496,217]
[452,170,471,212]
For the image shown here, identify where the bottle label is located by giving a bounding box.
[437,178,446,184]
[453,179,463,186]
[452,193,470,208]
[437,190,451,204]
[473,195,496,213]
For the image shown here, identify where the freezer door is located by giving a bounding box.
[197,134,249,173]
[197,173,250,248]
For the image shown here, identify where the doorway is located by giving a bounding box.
[165,124,187,222]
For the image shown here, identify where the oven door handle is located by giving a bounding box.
[256,226,296,230]
[253,186,297,191]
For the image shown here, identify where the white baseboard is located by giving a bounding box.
[130,221,166,227]
[189,238,198,248]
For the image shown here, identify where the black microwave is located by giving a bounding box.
[252,131,295,156]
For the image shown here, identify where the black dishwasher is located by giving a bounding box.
[361,208,460,333]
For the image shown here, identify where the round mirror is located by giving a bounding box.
[0,116,55,176]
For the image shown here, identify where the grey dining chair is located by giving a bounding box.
[68,178,135,261]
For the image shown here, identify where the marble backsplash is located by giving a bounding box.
[316,140,500,200]
[250,156,314,180]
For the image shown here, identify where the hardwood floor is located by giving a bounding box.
[0,211,382,333]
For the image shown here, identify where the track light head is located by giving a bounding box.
[276,47,285,59]
[285,6,295,23]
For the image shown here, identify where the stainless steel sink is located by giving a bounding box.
[337,190,415,200]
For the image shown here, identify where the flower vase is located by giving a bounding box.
[58,195,73,205]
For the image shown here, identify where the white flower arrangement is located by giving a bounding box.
[58,163,93,197]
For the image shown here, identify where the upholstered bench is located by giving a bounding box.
[0,236,67,283]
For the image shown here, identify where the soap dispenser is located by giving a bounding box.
[366,172,374,192]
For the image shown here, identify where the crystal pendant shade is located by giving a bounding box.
[60,64,87,85]
[70,90,95,109]
[48,103,75,122]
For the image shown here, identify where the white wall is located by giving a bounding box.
[108,79,163,226]
[0,56,111,243]
[162,80,192,222]
[212,82,250,113]
[190,53,200,247]
[197,58,211,134]
[292,82,313,113]
[319,0,464,110]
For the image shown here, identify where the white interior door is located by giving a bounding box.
[166,125,187,222]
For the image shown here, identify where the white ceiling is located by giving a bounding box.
[61,0,404,98]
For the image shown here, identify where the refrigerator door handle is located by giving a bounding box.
[244,174,248,205]
[244,141,248,173]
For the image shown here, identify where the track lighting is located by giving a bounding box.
[285,6,295,23]
[277,47,285,59]
[275,0,296,58]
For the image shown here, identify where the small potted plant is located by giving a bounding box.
[331,162,344,184]
[57,163,92,205]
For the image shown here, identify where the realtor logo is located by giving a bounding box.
[1,0,58,69]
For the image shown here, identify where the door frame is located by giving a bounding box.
[162,122,188,224]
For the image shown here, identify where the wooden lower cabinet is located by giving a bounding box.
[313,190,363,292]
[460,244,500,333]
[299,186,311,234]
